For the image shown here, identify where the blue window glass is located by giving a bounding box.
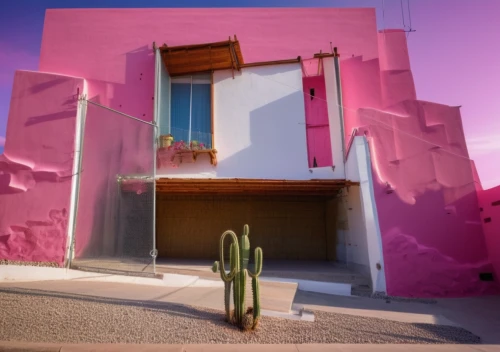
[191,83,211,148]
[170,83,191,144]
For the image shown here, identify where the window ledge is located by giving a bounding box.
[158,147,218,167]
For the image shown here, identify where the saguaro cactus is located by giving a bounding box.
[212,224,263,330]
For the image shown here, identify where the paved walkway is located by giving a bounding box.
[1,342,499,351]
[0,279,296,314]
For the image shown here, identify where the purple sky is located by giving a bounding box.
[0,0,499,188]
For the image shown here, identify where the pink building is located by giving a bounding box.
[0,8,498,298]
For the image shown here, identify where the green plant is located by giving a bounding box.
[212,224,263,330]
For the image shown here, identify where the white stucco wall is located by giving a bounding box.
[157,63,343,180]
[155,48,170,135]
[344,136,386,293]
[340,186,371,277]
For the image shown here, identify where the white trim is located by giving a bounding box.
[154,47,161,133]
[188,76,193,143]
[65,81,88,268]
[323,57,345,179]
[356,136,387,293]
[153,48,161,273]
[171,76,211,84]
[168,71,172,134]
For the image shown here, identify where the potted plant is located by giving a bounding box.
[190,140,200,150]
[160,134,174,148]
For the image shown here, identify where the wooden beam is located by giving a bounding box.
[160,39,237,52]
[160,38,244,77]
[240,57,301,69]
[155,178,357,196]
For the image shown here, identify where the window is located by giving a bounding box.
[168,74,212,149]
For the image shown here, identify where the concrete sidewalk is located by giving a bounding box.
[0,279,297,315]
[1,342,499,351]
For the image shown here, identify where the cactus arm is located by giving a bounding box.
[247,247,263,278]
[247,247,263,329]
[219,230,239,282]
[229,243,236,269]
[211,261,219,273]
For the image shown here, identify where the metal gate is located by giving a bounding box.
[69,98,157,275]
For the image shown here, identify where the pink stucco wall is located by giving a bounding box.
[39,8,378,121]
[1,8,496,296]
[479,185,500,281]
[0,71,84,264]
[342,30,498,297]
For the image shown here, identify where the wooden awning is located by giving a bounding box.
[160,37,244,76]
[156,178,357,196]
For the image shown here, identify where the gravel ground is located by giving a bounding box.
[0,260,60,267]
[0,288,480,344]
[351,289,438,304]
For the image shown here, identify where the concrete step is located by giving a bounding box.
[157,266,355,297]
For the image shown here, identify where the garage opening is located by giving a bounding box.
[155,179,354,262]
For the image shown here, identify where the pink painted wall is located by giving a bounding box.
[0,71,83,264]
[341,30,498,297]
[39,8,378,121]
[478,185,500,281]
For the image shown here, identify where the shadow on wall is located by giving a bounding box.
[86,45,155,121]
[0,71,84,265]
[338,29,498,298]
[163,65,310,178]
[357,103,499,298]
[216,91,307,178]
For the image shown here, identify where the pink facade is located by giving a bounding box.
[0,8,498,297]
[342,29,498,297]
[0,71,84,264]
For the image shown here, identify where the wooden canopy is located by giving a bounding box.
[159,37,244,76]
[156,178,357,196]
